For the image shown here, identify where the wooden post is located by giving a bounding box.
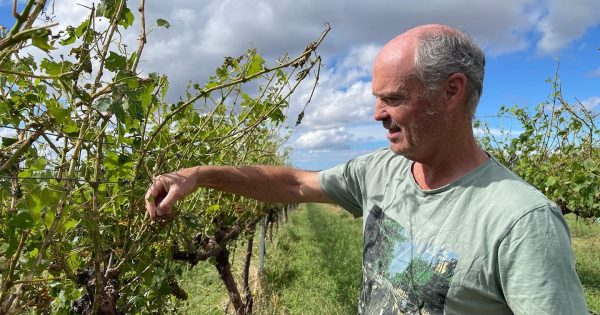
[258,215,268,276]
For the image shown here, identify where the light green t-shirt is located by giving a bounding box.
[319,148,588,315]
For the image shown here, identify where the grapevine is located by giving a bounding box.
[0,1,330,313]
[477,64,599,220]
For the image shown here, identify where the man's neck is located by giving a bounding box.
[411,136,489,190]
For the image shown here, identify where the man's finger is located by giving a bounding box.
[145,194,158,218]
[157,188,180,217]
[155,204,164,217]
[145,179,166,218]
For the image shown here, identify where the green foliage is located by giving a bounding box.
[30,29,55,52]
[258,204,362,314]
[0,1,327,314]
[477,66,600,219]
[157,19,171,29]
[177,204,362,314]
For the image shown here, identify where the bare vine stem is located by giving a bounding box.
[12,0,20,19]
[0,0,47,64]
[0,123,49,173]
[91,118,109,313]
[122,25,330,248]
[91,0,126,94]
[131,0,147,73]
[0,230,29,304]
[153,23,330,144]
[0,22,59,51]
[11,277,63,285]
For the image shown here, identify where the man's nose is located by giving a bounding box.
[373,101,389,121]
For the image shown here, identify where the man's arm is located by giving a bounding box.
[145,165,332,218]
[498,205,589,314]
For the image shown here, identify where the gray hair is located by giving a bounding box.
[413,29,485,118]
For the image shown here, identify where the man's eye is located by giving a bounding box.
[382,97,402,104]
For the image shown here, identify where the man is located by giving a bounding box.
[145,24,589,314]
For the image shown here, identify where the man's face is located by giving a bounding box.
[371,52,444,160]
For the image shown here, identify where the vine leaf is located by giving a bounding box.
[105,52,127,72]
[9,210,34,231]
[295,111,304,126]
[583,158,596,171]
[95,95,113,112]
[31,30,55,52]
[111,101,127,122]
[157,18,171,29]
[1,137,18,147]
[41,59,73,76]
[28,157,47,171]
[98,1,134,29]
[121,8,135,29]
[247,53,265,76]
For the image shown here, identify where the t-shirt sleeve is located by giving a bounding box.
[319,157,367,218]
[497,204,589,315]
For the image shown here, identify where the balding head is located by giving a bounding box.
[389,24,461,45]
[375,24,485,118]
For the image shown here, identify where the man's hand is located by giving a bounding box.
[145,167,199,218]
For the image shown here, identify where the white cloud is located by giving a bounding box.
[535,0,600,53]
[30,0,548,95]
[474,127,523,137]
[338,44,381,81]
[294,127,353,149]
[345,123,385,142]
[36,0,600,100]
[301,80,374,129]
[14,0,600,169]
[285,45,378,133]
[588,67,600,77]
[291,146,375,170]
[0,127,17,138]
[172,8,197,26]
[579,96,600,110]
[19,0,600,76]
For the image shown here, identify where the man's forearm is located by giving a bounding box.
[192,165,332,204]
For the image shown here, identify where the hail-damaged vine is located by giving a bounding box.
[476,64,599,220]
[0,0,330,313]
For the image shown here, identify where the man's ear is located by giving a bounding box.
[445,73,468,111]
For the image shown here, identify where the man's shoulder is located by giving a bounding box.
[455,158,565,249]
[319,148,410,191]
[475,157,558,216]
[355,147,396,160]
[354,148,410,167]
[353,148,413,181]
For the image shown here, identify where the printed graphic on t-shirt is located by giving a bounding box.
[360,205,459,315]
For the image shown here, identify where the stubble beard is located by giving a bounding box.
[387,120,412,156]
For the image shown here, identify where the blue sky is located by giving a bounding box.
[1,0,599,170]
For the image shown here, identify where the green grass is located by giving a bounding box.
[257,203,362,314]
[565,214,600,313]
[176,207,600,314]
[173,203,363,314]
[176,261,230,314]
